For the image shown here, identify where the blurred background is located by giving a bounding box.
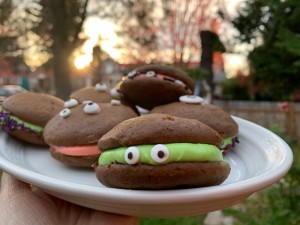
[1,0,300,224]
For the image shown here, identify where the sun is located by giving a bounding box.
[74,55,91,70]
[73,17,121,70]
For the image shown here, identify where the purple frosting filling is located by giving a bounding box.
[0,110,40,134]
[223,136,239,150]
[220,136,239,155]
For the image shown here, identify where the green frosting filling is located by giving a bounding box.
[222,137,233,148]
[98,143,223,166]
[10,115,43,132]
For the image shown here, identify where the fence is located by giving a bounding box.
[214,100,300,138]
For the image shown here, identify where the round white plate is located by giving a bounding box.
[0,117,293,218]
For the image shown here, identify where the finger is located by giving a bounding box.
[1,172,30,194]
[90,211,139,225]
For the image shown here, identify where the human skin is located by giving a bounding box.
[0,173,139,225]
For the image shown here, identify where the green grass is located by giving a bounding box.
[140,215,206,225]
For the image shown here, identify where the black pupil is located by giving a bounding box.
[88,102,93,105]
[128,152,133,159]
[158,151,165,158]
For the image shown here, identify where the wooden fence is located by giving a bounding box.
[214,100,300,138]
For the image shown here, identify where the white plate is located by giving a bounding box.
[0,117,293,218]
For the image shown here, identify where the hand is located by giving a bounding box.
[0,172,139,225]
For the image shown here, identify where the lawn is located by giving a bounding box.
[140,216,206,225]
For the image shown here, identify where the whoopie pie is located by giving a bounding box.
[95,113,230,190]
[151,95,239,152]
[43,99,138,167]
[0,92,64,145]
[118,64,195,110]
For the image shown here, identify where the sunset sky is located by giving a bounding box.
[73,0,249,78]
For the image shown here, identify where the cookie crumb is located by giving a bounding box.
[162,115,175,121]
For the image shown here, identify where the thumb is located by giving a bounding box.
[1,172,30,195]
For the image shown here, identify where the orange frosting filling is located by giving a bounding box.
[53,145,101,156]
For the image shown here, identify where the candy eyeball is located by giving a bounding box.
[111,99,121,106]
[125,146,140,165]
[82,100,93,105]
[95,83,107,92]
[151,144,169,163]
[146,71,156,77]
[59,108,71,118]
[83,102,100,114]
[110,88,121,98]
[64,99,78,108]
[127,71,137,78]
[179,95,203,104]
[175,79,185,87]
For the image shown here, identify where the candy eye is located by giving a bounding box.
[125,147,140,165]
[59,108,71,118]
[111,99,121,106]
[64,99,78,108]
[95,83,107,92]
[127,71,137,78]
[175,79,185,87]
[146,71,156,77]
[179,95,203,104]
[83,102,100,114]
[110,88,121,98]
[151,144,169,163]
[82,100,92,105]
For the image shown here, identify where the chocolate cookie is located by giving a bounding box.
[151,95,239,152]
[0,92,64,145]
[119,64,195,110]
[70,83,112,103]
[71,83,139,115]
[43,99,138,167]
[95,113,230,190]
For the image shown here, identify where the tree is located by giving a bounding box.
[1,0,90,99]
[199,30,225,100]
[160,0,220,66]
[92,0,159,64]
[0,0,25,56]
[159,0,225,100]
[95,0,224,67]
[231,0,300,100]
[24,0,89,99]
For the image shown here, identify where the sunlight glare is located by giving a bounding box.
[74,55,91,69]
[223,53,249,78]
[82,18,121,60]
